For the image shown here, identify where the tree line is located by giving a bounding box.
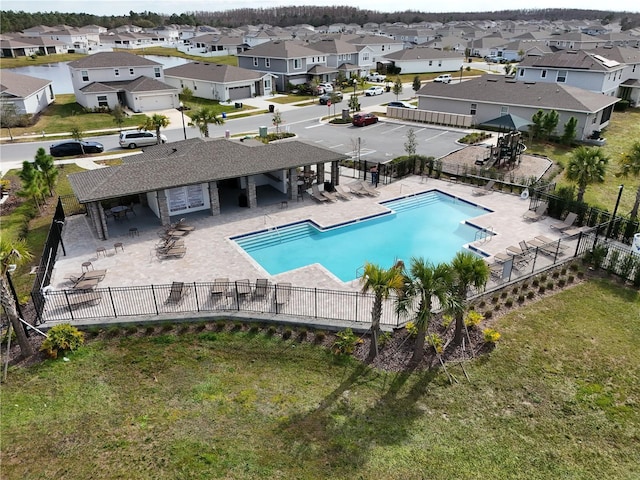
[2,7,639,33]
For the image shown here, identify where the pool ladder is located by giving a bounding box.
[263,214,282,243]
[474,226,494,244]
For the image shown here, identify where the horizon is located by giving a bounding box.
[2,1,639,17]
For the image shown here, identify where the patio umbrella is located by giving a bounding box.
[479,114,533,132]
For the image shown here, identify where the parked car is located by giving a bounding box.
[352,113,379,127]
[387,101,417,109]
[317,83,334,94]
[365,86,384,96]
[119,130,167,149]
[49,140,104,157]
[366,72,386,82]
[433,74,452,83]
[319,92,343,105]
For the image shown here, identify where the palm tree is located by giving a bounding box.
[0,237,34,358]
[360,262,405,361]
[566,146,610,203]
[139,114,170,144]
[188,107,224,138]
[17,161,46,212]
[450,252,490,345]
[33,148,58,196]
[397,257,451,364]
[618,141,640,219]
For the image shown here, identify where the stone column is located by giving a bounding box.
[157,189,170,226]
[208,181,220,215]
[288,168,296,200]
[88,201,107,240]
[330,160,340,186]
[246,176,257,208]
[316,162,325,186]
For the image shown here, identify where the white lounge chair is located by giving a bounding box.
[472,180,495,196]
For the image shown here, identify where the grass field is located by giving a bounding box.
[2,279,639,480]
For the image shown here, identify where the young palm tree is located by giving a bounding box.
[33,148,58,196]
[139,114,170,144]
[397,257,451,364]
[17,161,46,212]
[0,237,34,358]
[450,252,490,345]
[566,146,610,203]
[188,107,224,138]
[618,141,640,219]
[360,261,405,361]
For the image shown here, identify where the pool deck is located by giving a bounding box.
[51,175,579,296]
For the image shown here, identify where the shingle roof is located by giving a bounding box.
[237,40,321,59]
[68,139,348,203]
[67,52,161,69]
[382,47,463,61]
[78,76,177,94]
[417,76,619,113]
[518,50,619,71]
[308,38,358,54]
[164,62,265,83]
[0,71,51,98]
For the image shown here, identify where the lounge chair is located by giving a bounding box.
[334,185,354,200]
[66,269,108,285]
[345,183,367,196]
[523,202,547,222]
[310,184,329,203]
[526,237,567,257]
[66,291,102,309]
[321,189,340,202]
[488,257,513,282]
[506,242,532,269]
[235,279,252,298]
[165,281,188,304]
[358,181,380,196]
[157,246,187,259]
[254,278,270,298]
[211,278,230,296]
[275,282,292,305]
[472,180,495,196]
[72,278,100,290]
[550,212,578,231]
[174,218,195,232]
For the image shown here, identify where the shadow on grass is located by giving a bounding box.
[279,359,441,475]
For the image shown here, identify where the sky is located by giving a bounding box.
[2,0,639,16]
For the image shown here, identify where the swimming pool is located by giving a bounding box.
[232,190,492,282]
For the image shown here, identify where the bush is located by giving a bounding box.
[379,331,392,348]
[483,328,501,343]
[426,333,443,354]
[314,330,326,343]
[478,300,486,308]
[517,294,525,303]
[538,285,546,294]
[569,263,579,272]
[297,328,308,341]
[567,275,575,283]
[464,310,484,328]
[483,310,493,319]
[282,327,293,339]
[40,324,84,359]
[405,321,418,337]
[266,325,277,337]
[546,281,555,290]
[500,291,508,299]
[527,291,535,299]
[442,314,453,329]
[504,298,513,308]
[331,328,363,355]
[532,279,540,287]
[558,278,566,287]
[522,282,529,289]
[552,271,560,279]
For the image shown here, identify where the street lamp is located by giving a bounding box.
[177,101,190,140]
[605,184,624,239]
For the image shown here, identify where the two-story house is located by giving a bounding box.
[237,40,328,92]
[308,38,360,78]
[381,47,464,74]
[344,34,404,71]
[67,52,179,112]
[517,49,627,97]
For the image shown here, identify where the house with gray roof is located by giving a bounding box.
[381,47,463,74]
[164,62,275,101]
[416,76,619,141]
[0,34,67,57]
[0,70,55,115]
[67,52,179,112]
[308,38,360,76]
[68,138,348,240]
[181,34,248,57]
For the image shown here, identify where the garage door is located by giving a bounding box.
[228,86,251,101]
[137,94,175,112]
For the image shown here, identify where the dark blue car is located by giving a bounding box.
[50,140,104,157]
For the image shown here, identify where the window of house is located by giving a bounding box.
[294,58,301,69]
[154,67,161,78]
[470,103,477,115]
[265,79,271,90]
[265,58,270,67]
[438,60,442,66]
[519,69,524,77]
[557,70,567,83]
[382,45,385,51]
[81,70,89,82]
[500,106,509,115]
[129,68,134,75]
[541,70,547,78]
[253,57,258,67]
[114,68,119,76]
[429,60,433,66]
[362,53,369,61]
[97,95,108,107]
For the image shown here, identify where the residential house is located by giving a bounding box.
[423,35,467,53]
[517,49,627,97]
[597,32,640,49]
[381,47,464,74]
[181,34,247,57]
[344,34,404,72]
[237,40,328,91]
[164,62,274,100]
[0,34,67,57]
[416,76,619,141]
[308,38,360,78]
[0,71,55,115]
[67,52,179,112]
[546,32,604,51]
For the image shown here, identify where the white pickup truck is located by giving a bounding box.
[366,72,386,82]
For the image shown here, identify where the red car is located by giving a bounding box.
[352,113,379,127]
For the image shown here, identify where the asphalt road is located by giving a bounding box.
[0,87,466,171]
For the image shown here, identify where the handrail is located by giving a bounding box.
[263,214,282,243]
[474,226,493,243]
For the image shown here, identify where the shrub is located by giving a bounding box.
[619,254,637,280]
[500,291,508,299]
[569,263,579,272]
[504,298,513,308]
[331,328,363,355]
[297,328,308,341]
[577,270,585,279]
[483,310,493,319]
[538,285,546,294]
[194,322,207,332]
[561,267,567,275]
[379,331,392,348]
[464,310,484,328]
[282,328,293,339]
[532,279,540,287]
[567,275,575,283]
[161,323,173,332]
[540,274,548,282]
[314,330,326,343]
[478,300,486,309]
[491,295,500,304]
[442,315,453,329]
[483,328,501,343]
[405,321,418,337]
[426,333,443,354]
[266,325,277,337]
[232,321,243,331]
[493,303,501,311]
[249,324,260,334]
[546,281,555,290]
[145,325,156,335]
[214,321,227,331]
[40,324,85,359]
[517,294,525,303]
[106,326,121,337]
[552,271,560,279]
[527,291,535,299]
[558,278,566,287]
[522,282,529,289]
[125,324,138,334]
[511,287,519,295]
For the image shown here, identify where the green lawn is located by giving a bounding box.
[2,279,638,479]
[0,52,86,69]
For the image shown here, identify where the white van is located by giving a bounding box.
[433,74,452,84]
[119,130,167,149]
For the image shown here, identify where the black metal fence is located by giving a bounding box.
[575,230,640,283]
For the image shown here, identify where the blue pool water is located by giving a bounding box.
[232,190,492,282]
